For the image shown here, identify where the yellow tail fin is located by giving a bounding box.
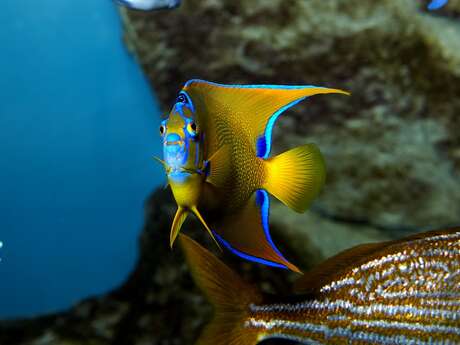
[179,234,261,345]
[263,143,326,213]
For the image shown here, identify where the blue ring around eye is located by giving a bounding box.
[176,94,186,104]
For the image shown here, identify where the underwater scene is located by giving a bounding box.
[1,0,460,344]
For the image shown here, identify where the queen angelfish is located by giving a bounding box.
[159,79,348,272]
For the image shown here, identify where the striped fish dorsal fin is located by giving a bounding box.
[293,227,460,294]
[182,79,349,159]
[293,241,390,294]
[212,189,301,273]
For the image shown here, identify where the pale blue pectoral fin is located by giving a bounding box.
[152,156,170,189]
[213,189,302,273]
[153,156,166,166]
[205,145,231,188]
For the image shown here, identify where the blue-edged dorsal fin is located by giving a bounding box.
[182,79,349,159]
[212,189,301,273]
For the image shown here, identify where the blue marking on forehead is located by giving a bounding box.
[178,91,195,112]
[173,101,195,122]
[174,102,186,118]
[172,90,195,120]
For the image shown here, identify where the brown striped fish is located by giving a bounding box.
[179,227,460,344]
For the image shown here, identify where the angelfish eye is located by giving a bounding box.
[186,121,198,136]
[159,125,165,135]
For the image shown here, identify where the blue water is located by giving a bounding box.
[0,1,163,318]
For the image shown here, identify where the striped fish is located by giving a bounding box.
[180,227,460,344]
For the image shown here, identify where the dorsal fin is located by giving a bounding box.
[182,79,349,159]
[293,241,389,294]
[294,227,460,294]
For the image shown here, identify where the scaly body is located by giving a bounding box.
[201,107,266,212]
[180,228,460,344]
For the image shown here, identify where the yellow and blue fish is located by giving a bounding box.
[180,227,460,344]
[159,79,348,272]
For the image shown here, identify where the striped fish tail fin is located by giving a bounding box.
[263,143,326,213]
[179,234,262,345]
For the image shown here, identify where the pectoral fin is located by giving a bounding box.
[205,145,231,188]
[213,189,301,273]
[153,156,170,181]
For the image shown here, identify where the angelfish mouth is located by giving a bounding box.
[165,140,185,146]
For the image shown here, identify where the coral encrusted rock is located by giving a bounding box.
[120,0,460,237]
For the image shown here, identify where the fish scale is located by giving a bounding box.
[211,106,266,211]
[246,231,460,344]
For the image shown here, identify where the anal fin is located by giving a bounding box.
[213,189,301,273]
